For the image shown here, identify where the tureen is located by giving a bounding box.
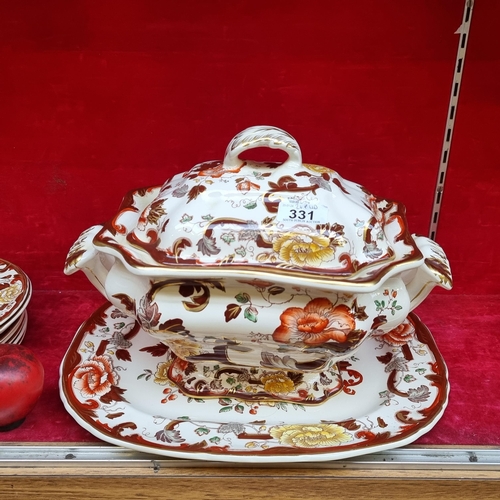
[65,125,452,405]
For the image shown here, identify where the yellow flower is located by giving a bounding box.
[261,372,295,394]
[273,233,335,268]
[166,338,202,359]
[303,163,336,175]
[270,424,352,448]
[153,362,171,385]
[0,282,22,303]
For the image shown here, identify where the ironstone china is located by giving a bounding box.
[64,125,452,407]
[0,310,28,345]
[0,258,31,343]
[59,302,449,462]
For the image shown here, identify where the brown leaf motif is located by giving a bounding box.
[309,175,330,191]
[100,385,129,404]
[268,175,297,191]
[171,237,192,258]
[224,303,242,322]
[115,422,138,435]
[377,417,388,428]
[407,385,431,403]
[115,349,132,362]
[95,339,110,357]
[209,280,226,292]
[332,178,350,194]
[176,281,215,312]
[352,299,368,321]
[187,184,207,203]
[376,352,393,365]
[344,329,366,346]
[335,419,361,431]
[196,234,220,256]
[158,318,190,335]
[88,312,109,335]
[137,298,162,330]
[155,428,185,443]
[371,315,387,330]
[110,309,130,320]
[139,342,169,357]
[112,294,136,313]
[146,199,167,225]
[172,184,189,198]
[106,412,125,420]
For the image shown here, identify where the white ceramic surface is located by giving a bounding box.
[64,126,452,400]
[60,302,448,463]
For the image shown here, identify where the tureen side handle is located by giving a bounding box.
[223,125,302,169]
[64,225,111,297]
[404,235,453,310]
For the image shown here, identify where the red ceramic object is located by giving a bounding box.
[0,344,44,431]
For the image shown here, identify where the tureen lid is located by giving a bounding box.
[91,126,423,287]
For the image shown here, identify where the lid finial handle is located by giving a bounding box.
[223,125,302,169]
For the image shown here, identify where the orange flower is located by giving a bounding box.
[374,321,415,346]
[73,355,118,398]
[273,298,355,345]
[199,162,244,178]
[236,179,260,194]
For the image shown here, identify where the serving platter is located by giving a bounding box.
[59,302,448,463]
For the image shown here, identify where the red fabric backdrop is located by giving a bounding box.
[0,0,499,447]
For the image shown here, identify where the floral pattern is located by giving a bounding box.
[0,281,22,304]
[272,233,336,267]
[61,303,449,462]
[273,298,356,345]
[261,372,296,394]
[0,259,30,323]
[132,280,407,380]
[61,127,453,462]
[236,178,260,194]
[166,355,346,405]
[133,277,377,376]
[73,355,119,398]
[153,361,171,385]
[373,321,415,346]
[87,152,432,286]
[270,423,352,448]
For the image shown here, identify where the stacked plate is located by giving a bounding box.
[0,259,31,345]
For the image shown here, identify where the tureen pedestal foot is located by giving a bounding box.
[167,354,363,405]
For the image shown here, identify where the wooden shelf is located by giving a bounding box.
[1,443,499,499]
